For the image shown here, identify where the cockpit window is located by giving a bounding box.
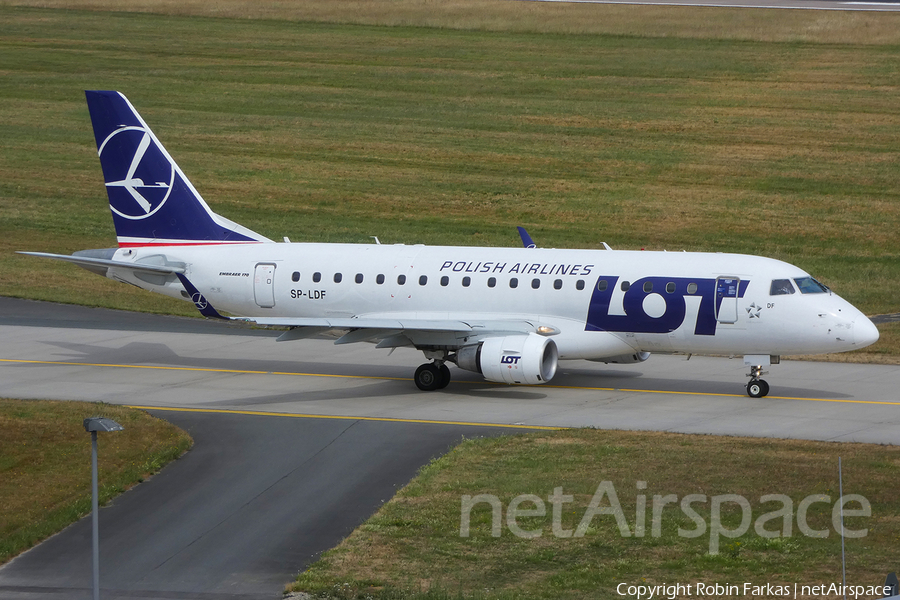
[794,276,829,294]
[770,279,795,296]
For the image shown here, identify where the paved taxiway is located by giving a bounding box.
[0,298,898,599]
[0,410,514,600]
[1,298,898,444]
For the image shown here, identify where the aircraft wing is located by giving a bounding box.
[175,273,554,345]
[251,317,474,330]
[251,316,546,345]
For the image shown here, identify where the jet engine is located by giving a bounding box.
[456,334,558,385]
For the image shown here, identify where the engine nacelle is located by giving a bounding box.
[456,334,558,385]
[588,351,651,364]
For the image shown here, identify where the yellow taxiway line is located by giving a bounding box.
[126,405,562,430]
[2,357,900,407]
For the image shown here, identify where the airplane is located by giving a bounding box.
[19,91,880,397]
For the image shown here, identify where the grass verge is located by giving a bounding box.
[4,0,900,44]
[0,398,192,565]
[289,428,900,599]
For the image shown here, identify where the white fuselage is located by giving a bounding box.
[106,242,879,360]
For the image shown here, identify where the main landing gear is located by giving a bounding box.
[746,364,769,398]
[414,361,452,391]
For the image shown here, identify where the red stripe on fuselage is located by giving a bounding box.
[117,241,265,248]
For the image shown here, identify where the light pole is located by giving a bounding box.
[83,417,124,600]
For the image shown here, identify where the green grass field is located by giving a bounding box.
[1,4,898,328]
[0,399,192,565]
[289,428,900,599]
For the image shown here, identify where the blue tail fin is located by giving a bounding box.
[85,91,271,247]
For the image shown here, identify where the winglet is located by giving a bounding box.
[517,227,537,249]
[175,273,228,320]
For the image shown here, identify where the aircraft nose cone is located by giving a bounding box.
[854,316,880,348]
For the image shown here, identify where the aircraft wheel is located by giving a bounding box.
[747,379,769,398]
[415,363,442,391]
[438,364,451,389]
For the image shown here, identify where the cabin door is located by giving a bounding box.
[715,277,739,324]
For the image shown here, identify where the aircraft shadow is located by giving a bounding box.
[553,367,851,399]
[199,380,423,406]
[40,340,407,380]
[35,340,852,402]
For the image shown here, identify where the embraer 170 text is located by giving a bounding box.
[20,91,880,397]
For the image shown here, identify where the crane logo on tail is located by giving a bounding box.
[98,126,174,220]
[190,292,209,310]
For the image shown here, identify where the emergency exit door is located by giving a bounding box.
[254,263,276,308]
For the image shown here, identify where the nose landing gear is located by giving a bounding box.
[746,364,769,398]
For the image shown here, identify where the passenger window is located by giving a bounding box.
[687,283,697,294]
[488,277,496,288]
[510,278,519,289]
[643,281,653,293]
[333,273,342,283]
[376,274,385,285]
[554,279,563,290]
[666,282,676,294]
[292,271,300,282]
[770,279,795,296]
[313,272,321,283]
[576,280,585,291]
[621,281,630,292]
[532,278,540,289]
[597,280,608,292]
[398,274,406,285]
[794,277,828,294]
[419,275,428,286]
[440,276,449,287]
[462,276,471,287]
[355,273,364,284]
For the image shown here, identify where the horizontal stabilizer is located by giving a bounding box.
[17,251,185,275]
